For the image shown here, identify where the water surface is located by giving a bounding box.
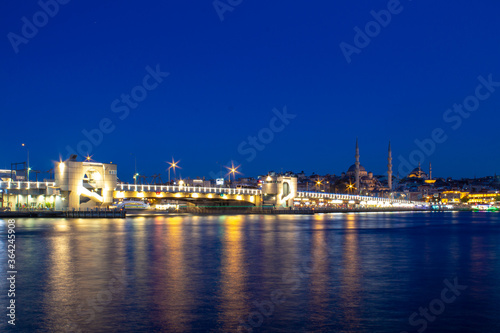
[1,211,499,332]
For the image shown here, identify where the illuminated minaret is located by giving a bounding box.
[355,138,360,193]
[429,162,432,180]
[388,141,393,192]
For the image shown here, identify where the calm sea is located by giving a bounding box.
[1,211,499,332]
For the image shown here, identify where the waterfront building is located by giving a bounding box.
[439,191,469,204]
[55,156,117,210]
[261,173,297,207]
[466,192,500,205]
[0,169,16,182]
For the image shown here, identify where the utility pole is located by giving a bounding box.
[131,153,138,185]
[22,143,29,182]
[22,143,30,209]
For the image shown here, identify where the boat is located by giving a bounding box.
[116,200,150,210]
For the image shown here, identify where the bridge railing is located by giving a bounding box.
[0,181,56,190]
[296,191,427,206]
[113,185,426,205]
[115,184,262,196]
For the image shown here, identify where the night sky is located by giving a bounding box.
[2,0,499,182]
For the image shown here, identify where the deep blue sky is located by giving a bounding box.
[1,0,499,181]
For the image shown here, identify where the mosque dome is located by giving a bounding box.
[408,166,428,179]
[346,164,368,178]
[347,164,366,173]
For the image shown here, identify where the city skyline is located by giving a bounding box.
[1,143,497,183]
[2,2,500,332]
[2,1,500,180]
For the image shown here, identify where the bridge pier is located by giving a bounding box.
[55,159,117,210]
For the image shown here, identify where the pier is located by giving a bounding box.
[0,208,125,218]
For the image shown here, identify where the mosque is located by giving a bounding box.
[342,139,393,194]
[407,162,431,180]
[342,140,433,195]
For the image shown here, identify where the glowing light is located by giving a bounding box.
[225,161,242,180]
[56,223,69,231]
[166,157,181,182]
[192,193,199,198]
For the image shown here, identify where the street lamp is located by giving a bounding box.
[316,180,323,192]
[131,153,138,184]
[225,161,241,182]
[346,181,356,194]
[22,143,29,182]
[314,176,324,192]
[166,157,181,183]
[21,143,30,209]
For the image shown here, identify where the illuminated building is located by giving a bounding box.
[261,173,297,207]
[55,156,117,210]
[467,193,500,205]
[440,191,468,204]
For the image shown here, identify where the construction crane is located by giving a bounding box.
[150,174,164,185]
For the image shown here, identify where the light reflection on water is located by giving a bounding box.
[0,212,499,332]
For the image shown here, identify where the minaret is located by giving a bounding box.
[355,138,360,194]
[388,141,392,192]
[429,162,432,180]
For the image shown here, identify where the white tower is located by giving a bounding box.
[355,138,360,194]
[429,162,432,180]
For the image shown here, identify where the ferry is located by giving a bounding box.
[116,200,151,210]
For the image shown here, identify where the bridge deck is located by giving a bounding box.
[0,181,427,206]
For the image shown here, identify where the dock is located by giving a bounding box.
[0,208,126,218]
